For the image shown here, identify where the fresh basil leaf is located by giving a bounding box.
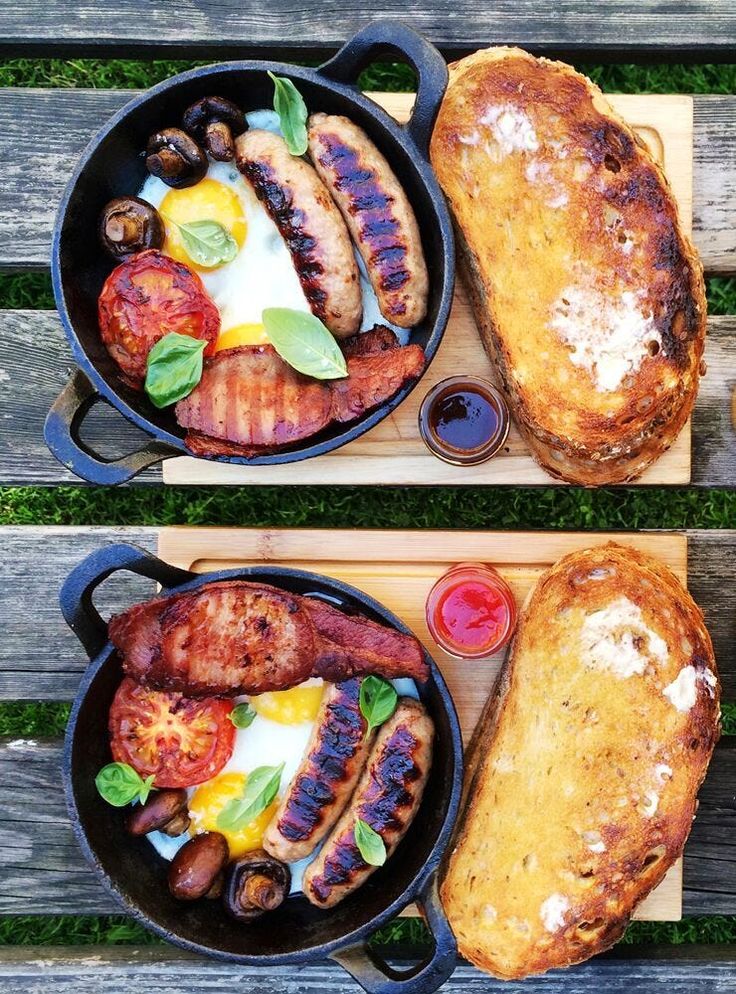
[145,332,207,408]
[359,676,398,736]
[354,818,387,867]
[95,762,155,808]
[229,702,256,729]
[175,219,238,268]
[217,762,284,831]
[262,307,347,380]
[268,72,308,156]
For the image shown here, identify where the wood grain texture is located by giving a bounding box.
[0,737,731,916]
[0,1,735,58]
[1,312,732,486]
[0,89,731,275]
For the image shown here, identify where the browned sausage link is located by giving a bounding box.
[303,697,434,908]
[263,678,375,862]
[235,129,362,338]
[307,113,429,329]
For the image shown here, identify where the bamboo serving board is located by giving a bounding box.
[158,526,687,920]
[163,92,694,487]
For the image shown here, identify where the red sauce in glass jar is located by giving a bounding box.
[425,563,517,659]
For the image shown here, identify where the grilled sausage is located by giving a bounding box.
[235,129,362,338]
[303,697,433,908]
[263,678,375,862]
[307,113,428,329]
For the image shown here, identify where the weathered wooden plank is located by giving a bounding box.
[1,944,736,994]
[0,2,735,59]
[0,737,733,915]
[0,527,735,701]
[0,90,732,273]
[1,311,733,487]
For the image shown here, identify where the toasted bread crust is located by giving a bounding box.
[430,49,707,485]
[441,544,720,979]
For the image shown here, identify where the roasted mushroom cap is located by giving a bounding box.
[146,127,207,188]
[99,196,165,259]
[126,788,190,837]
[182,96,246,161]
[223,849,291,922]
[168,832,229,901]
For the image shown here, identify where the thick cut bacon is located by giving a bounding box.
[333,344,425,423]
[108,581,428,697]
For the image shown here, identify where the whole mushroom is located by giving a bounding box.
[99,196,165,260]
[146,127,207,188]
[168,832,229,901]
[223,850,291,922]
[126,788,190,838]
[182,96,246,161]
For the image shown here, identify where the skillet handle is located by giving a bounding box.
[44,368,178,485]
[318,20,448,157]
[330,871,457,994]
[60,543,195,660]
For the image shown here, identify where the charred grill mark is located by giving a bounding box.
[277,679,365,843]
[315,134,411,300]
[239,160,328,320]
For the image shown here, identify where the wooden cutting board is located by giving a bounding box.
[163,92,694,487]
[158,526,687,920]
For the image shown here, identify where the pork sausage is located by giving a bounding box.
[307,113,428,329]
[302,697,433,908]
[235,129,362,338]
[263,678,375,862]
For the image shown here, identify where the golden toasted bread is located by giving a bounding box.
[430,49,706,485]
[441,544,720,980]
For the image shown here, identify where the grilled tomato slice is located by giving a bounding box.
[98,248,219,388]
[109,677,235,788]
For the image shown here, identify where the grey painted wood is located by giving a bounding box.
[0,736,734,915]
[0,90,733,274]
[1,2,735,58]
[0,527,735,701]
[1,944,736,994]
[1,311,734,487]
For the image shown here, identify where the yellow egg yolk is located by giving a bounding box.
[189,772,277,857]
[159,178,246,270]
[250,681,325,725]
[215,323,269,351]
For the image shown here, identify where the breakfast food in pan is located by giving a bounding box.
[94,579,433,921]
[95,80,428,457]
[441,544,720,979]
[430,49,707,485]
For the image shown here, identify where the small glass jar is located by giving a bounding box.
[425,563,517,659]
[418,376,510,466]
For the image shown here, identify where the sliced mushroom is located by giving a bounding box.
[182,96,246,161]
[99,196,165,260]
[168,832,229,900]
[146,127,207,188]
[126,788,190,837]
[223,849,291,922]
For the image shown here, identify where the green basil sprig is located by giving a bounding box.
[268,72,308,156]
[174,218,239,268]
[359,676,398,737]
[217,763,284,831]
[96,762,155,807]
[229,702,256,729]
[262,307,347,380]
[354,818,387,866]
[145,332,207,408]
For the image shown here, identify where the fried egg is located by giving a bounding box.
[138,109,410,351]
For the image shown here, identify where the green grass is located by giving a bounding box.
[0,52,734,952]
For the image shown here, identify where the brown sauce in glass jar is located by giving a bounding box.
[419,376,510,465]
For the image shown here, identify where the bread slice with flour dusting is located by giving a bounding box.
[430,49,707,484]
[441,544,719,979]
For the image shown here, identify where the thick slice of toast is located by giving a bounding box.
[440,545,720,979]
[430,49,707,485]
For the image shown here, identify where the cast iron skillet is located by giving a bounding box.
[45,20,455,485]
[61,543,463,994]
